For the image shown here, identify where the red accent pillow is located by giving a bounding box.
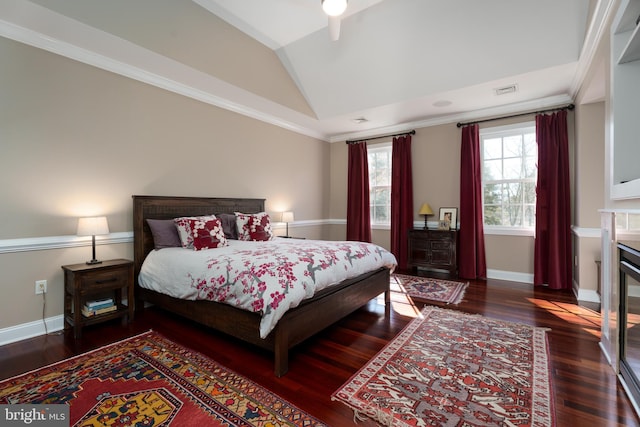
[235,212,274,241]
[187,217,228,250]
[174,215,216,249]
[247,214,273,241]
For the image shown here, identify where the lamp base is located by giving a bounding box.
[86,259,102,265]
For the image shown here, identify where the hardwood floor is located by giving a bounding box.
[1,273,639,426]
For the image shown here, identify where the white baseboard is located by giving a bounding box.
[486,269,534,284]
[490,270,600,303]
[577,288,601,303]
[0,315,64,346]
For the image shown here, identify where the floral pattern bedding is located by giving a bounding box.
[138,238,397,338]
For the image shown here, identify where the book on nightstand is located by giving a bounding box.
[86,298,114,309]
[82,304,117,317]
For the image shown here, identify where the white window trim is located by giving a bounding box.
[480,121,536,236]
[368,142,392,227]
[372,224,391,231]
[483,226,535,237]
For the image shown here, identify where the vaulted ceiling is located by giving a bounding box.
[0,0,611,141]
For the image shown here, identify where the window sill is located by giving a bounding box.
[484,227,534,237]
[372,224,391,231]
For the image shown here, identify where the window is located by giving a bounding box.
[481,123,537,230]
[367,143,392,226]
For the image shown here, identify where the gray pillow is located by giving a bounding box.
[146,219,182,249]
[217,213,238,240]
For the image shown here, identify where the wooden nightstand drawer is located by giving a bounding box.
[79,269,128,292]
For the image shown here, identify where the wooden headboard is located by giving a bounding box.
[132,195,265,280]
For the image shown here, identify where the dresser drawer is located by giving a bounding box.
[409,238,430,250]
[430,241,452,251]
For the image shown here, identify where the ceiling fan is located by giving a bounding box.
[322,0,347,41]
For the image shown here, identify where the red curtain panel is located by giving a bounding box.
[391,135,414,270]
[534,110,572,289]
[346,142,372,243]
[459,124,487,279]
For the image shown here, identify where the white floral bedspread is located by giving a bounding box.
[139,238,397,338]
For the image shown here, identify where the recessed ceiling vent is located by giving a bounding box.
[494,84,518,96]
[352,117,369,124]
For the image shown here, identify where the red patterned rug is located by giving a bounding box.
[332,307,555,427]
[0,331,324,426]
[392,274,468,304]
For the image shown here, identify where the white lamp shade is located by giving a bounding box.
[281,211,294,223]
[77,216,109,236]
[322,0,347,16]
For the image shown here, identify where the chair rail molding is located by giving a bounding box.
[0,232,133,254]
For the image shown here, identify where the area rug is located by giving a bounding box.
[392,273,468,304]
[0,331,325,426]
[332,306,555,427]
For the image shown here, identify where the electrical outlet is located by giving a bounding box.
[35,280,47,294]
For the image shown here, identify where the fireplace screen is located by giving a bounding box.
[619,242,640,405]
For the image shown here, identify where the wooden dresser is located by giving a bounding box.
[407,229,458,276]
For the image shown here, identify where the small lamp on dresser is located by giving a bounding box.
[77,216,109,264]
[418,203,433,229]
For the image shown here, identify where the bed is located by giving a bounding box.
[133,195,394,376]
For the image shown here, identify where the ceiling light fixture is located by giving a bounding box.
[322,0,348,17]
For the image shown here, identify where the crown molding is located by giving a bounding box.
[569,0,618,98]
[328,94,574,143]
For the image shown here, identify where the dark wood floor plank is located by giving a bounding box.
[1,273,639,426]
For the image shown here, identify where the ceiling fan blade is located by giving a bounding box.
[328,15,341,41]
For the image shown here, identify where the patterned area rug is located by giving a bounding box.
[392,273,468,304]
[0,331,324,426]
[332,307,555,427]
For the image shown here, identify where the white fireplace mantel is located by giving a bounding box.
[599,209,640,415]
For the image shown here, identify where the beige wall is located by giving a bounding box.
[0,37,327,330]
[575,105,606,228]
[572,102,605,297]
[485,234,534,274]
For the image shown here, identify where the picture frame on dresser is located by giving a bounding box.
[439,207,458,230]
[438,220,450,230]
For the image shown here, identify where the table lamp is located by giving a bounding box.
[77,216,109,264]
[418,203,433,229]
[281,211,294,238]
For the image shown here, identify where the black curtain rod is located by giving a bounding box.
[346,129,416,145]
[456,104,575,128]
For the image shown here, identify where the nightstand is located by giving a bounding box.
[407,229,458,277]
[62,258,134,339]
